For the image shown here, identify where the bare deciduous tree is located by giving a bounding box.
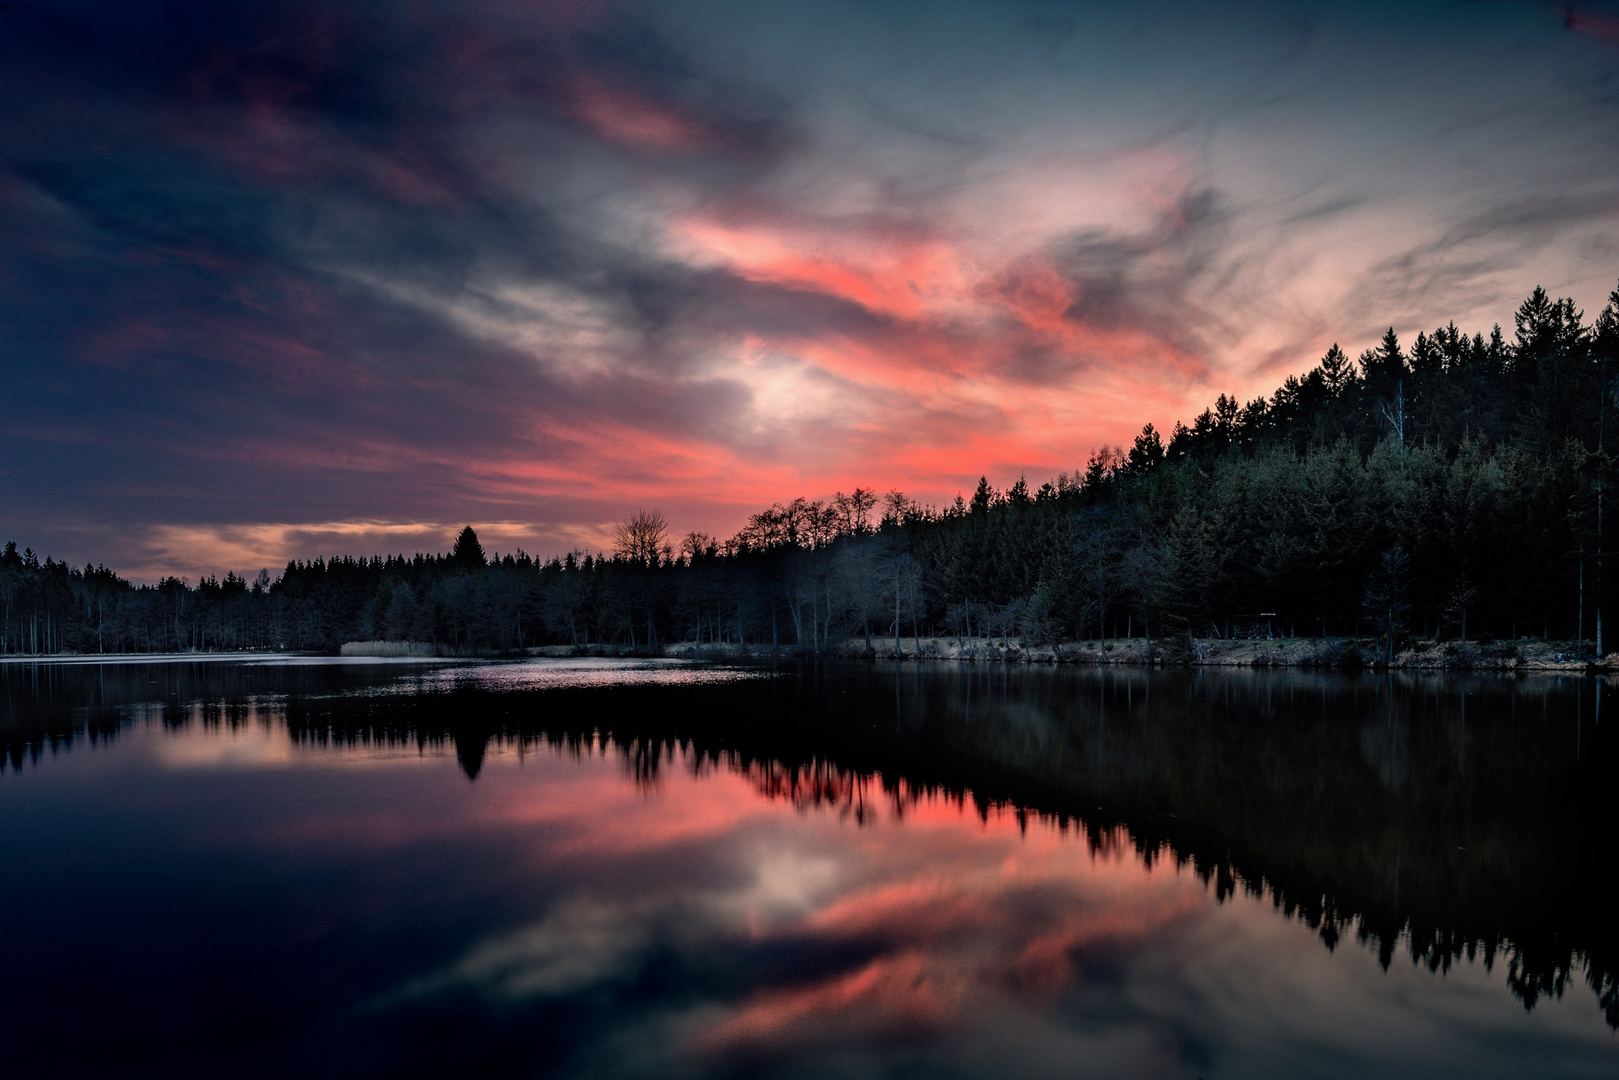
[1443,574,1477,645]
[614,510,670,565]
[1364,545,1412,662]
[833,488,879,535]
[1376,381,1406,446]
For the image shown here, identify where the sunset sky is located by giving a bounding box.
[5,0,1619,579]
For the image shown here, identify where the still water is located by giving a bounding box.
[2,657,1616,1078]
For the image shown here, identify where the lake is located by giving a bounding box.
[2,657,1616,1078]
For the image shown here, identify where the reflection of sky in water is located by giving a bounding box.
[338,657,766,695]
[2,677,1615,1079]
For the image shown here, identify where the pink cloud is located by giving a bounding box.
[695,952,968,1051]
[1560,6,1619,43]
[563,75,722,153]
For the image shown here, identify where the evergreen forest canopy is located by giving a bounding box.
[5,280,1619,658]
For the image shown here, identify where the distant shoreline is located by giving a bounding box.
[662,635,1612,672]
[4,637,1607,673]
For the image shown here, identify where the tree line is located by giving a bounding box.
[4,279,1618,657]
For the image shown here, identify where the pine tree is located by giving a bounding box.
[452,526,486,571]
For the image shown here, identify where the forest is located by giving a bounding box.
[4,280,1618,658]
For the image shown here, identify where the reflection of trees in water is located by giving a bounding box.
[3,660,1615,1025]
[0,660,409,772]
[839,665,1618,1028]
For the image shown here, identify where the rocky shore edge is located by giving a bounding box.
[507,636,1614,673]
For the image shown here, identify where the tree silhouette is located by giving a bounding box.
[1364,546,1412,662]
[613,510,670,566]
[451,526,486,571]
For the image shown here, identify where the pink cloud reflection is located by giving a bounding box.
[443,743,1213,1058]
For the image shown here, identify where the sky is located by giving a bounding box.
[4,0,1619,579]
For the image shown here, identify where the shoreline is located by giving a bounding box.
[3,636,1610,673]
[565,635,1610,672]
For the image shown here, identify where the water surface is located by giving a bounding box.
[2,658,1616,1078]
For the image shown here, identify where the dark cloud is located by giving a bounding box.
[1553,2,1619,43]
[0,4,797,496]
[1056,190,1224,335]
